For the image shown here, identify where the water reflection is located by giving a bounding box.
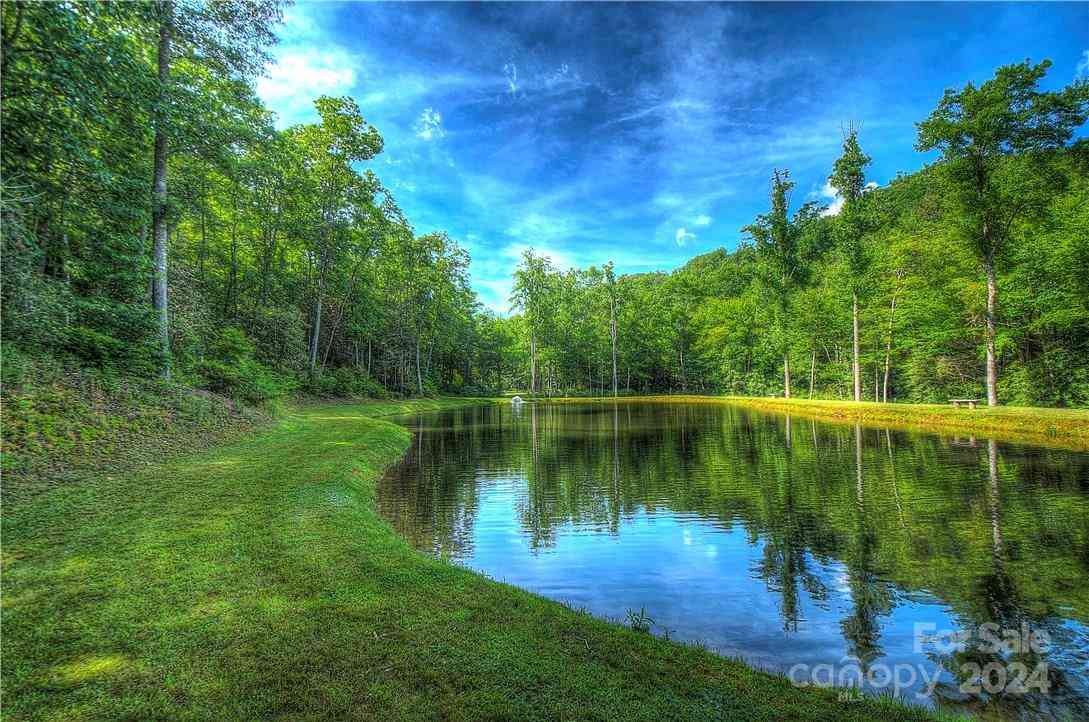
[377,402,1089,721]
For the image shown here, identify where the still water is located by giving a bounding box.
[377,402,1089,721]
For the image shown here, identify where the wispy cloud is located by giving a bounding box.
[503,62,520,97]
[675,227,696,246]
[1078,49,1089,78]
[414,108,446,140]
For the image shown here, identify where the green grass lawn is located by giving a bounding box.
[3,398,947,721]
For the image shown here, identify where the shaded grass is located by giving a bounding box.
[3,398,947,721]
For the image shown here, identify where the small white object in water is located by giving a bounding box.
[511,396,524,404]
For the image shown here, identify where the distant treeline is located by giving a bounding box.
[507,63,1089,407]
[2,2,1087,406]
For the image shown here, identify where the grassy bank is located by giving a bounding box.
[3,399,944,721]
[1,360,269,504]
[719,396,1089,451]
[514,394,1089,451]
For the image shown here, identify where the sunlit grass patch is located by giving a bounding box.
[48,654,130,685]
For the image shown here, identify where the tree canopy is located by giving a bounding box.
[2,7,1087,408]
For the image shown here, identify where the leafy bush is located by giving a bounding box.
[196,327,293,403]
[242,306,308,372]
[299,367,388,399]
[459,384,497,397]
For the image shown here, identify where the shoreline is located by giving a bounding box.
[507,394,1089,452]
[3,398,946,722]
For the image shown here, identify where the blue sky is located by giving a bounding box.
[257,2,1089,312]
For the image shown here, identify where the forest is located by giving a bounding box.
[3,1,1089,408]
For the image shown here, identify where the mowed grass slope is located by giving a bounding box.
[3,399,944,721]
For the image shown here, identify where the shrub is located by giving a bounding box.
[299,367,388,399]
[196,327,292,404]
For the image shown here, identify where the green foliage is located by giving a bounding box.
[1,2,485,402]
[196,327,292,403]
[300,367,388,399]
[1,2,1086,411]
[496,64,1088,407]
[626,607,655,634]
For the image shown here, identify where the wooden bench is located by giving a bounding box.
[949,398,980,409]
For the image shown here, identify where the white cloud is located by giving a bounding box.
[256,5,358,127]
[1078,50,1089,78]
[652,192,687,210]
[818,180,844,217]
[693,214,712,227]
[544,63,574,88]
[675,227,696,246]
[505,212,576,243]
[414,108,446,141]
[256,50,356,124]
[818,179,879,217]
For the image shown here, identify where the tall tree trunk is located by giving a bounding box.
[610,300,618,397]
[416,335,424,396]
[783,352,791,398]
[308,293,322,368]
[198,187,207,285]
[851,290,861,402]
[984,253,998,406]
[882,290,898,403]
[152,0,173,378]
[809,347,816,398]
[529,333,537,394]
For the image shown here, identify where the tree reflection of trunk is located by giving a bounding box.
[929,439,1049,716]
[757,440,818,634]
[785,414,792,450]
[855,422,863,508]
[523,402,550,551]
[840,421,892,670]
[975,438,1019,626]
[531,401,539,467]
[611,401,620,531]
[988,439,1003,559]
[886,429,908,532]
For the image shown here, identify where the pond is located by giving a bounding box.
[376,402,1089,721]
